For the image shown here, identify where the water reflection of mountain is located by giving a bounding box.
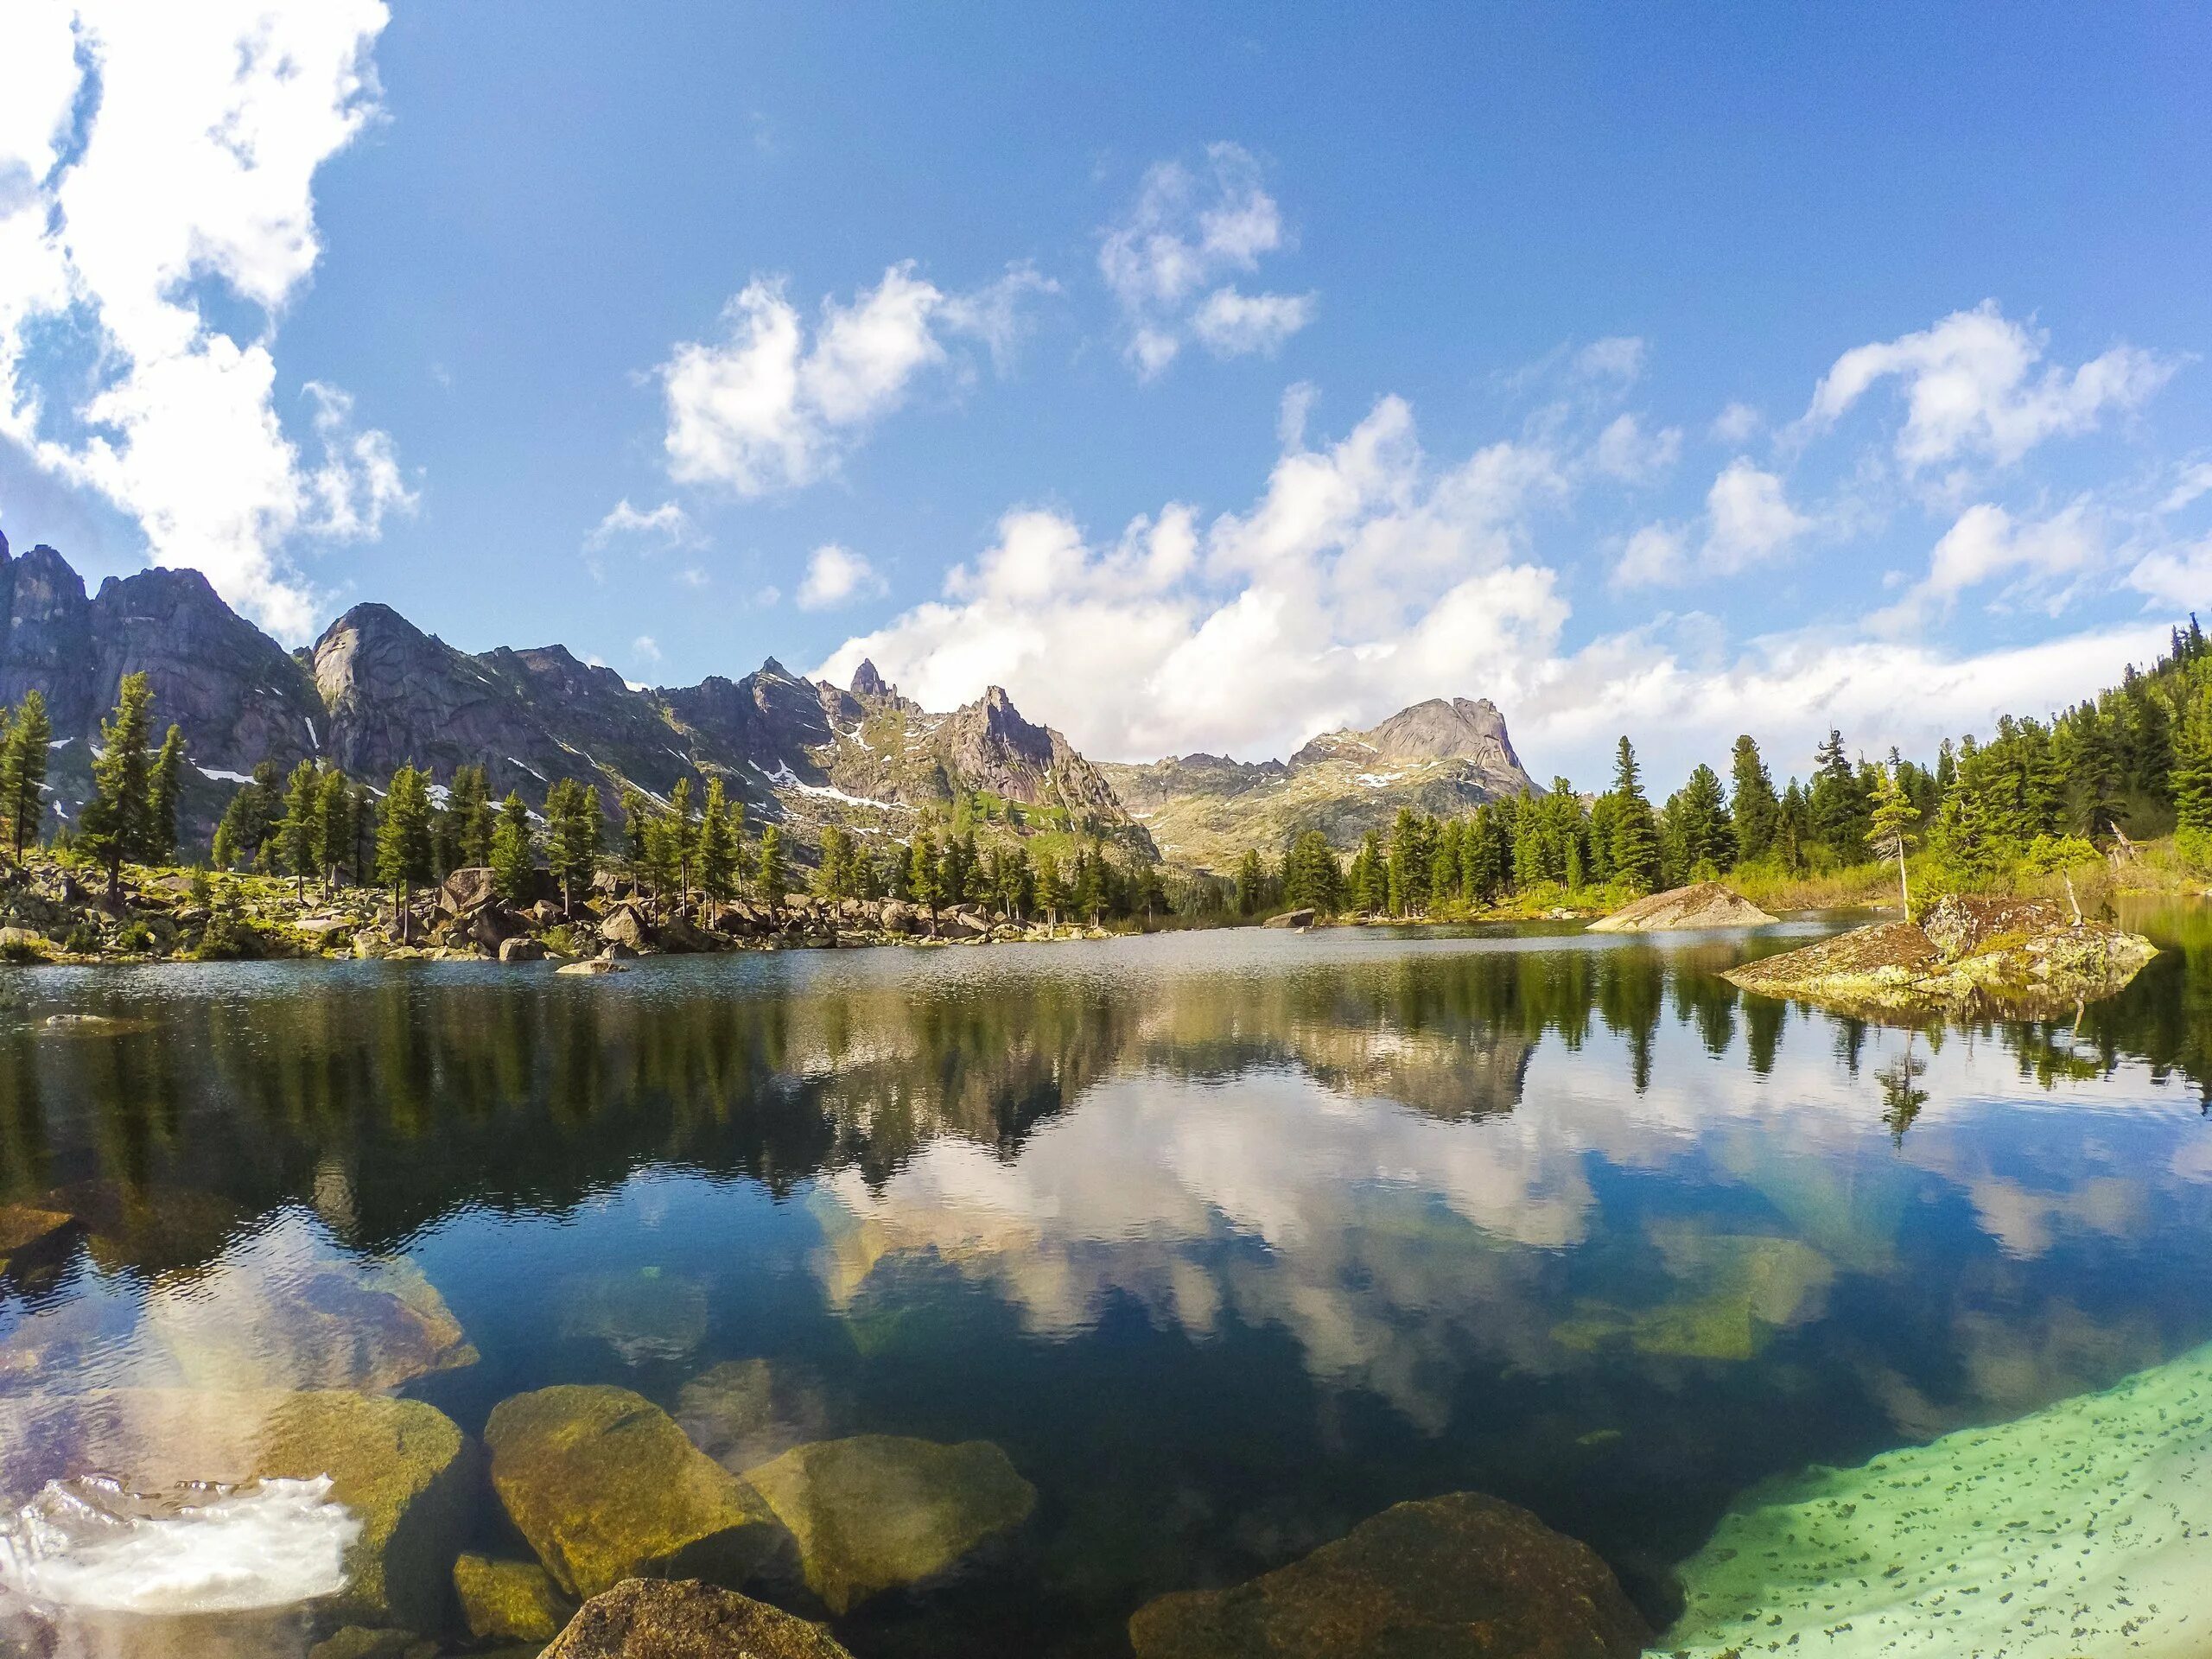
[4,918,2212,1272]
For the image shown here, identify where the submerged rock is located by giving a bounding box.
[556,957,627,976]
[308,1628,441,1659]
[1127,1491,1648,1659]
[1663,1338,2212,1656]
[485,1384,785,1599]
[0,1389,472,1632]
[0,1204,80,1275]
[1725,894,2157,1017]
[454,1553,574,1643]
[557,1269,709,1365]
[675,1358,836,1471]
[35,1179,240,1276]
[1587,881,1777,933]
[1551,1228,1832,1362]
[741,1433,1036,1614]
[542,1577,851,1658]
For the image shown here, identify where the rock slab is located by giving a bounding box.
[1127,1491,1649,1659]
[1587,881,1777,933]
[741,1433,1037,1614]
[485,1384,785,1599]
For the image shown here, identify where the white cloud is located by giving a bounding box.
[818,396,1571,762]
[796,543,885,612]
[1189,286,1317,359]
[1573,336,1647,383]
[2159,461,2212,515]
[1711,401,1762,443]
[1591,412,1682,484]
[659,260,1045,496]
[675,565,710,590]
[1098,143,1313,379]
[1615,459,1808,589]
[632,634,661,664]
[2127,535,2212,611]
[1870,499,2105,632]
[0,0,409,640]
[1802,301,2176,474]
[586,498,697,550]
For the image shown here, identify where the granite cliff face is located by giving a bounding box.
[0,538,1151,853]
[1098,696,1539,871]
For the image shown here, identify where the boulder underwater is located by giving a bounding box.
[1127,1490,1649,1658]
[541,1576,852,1658]
[1662,1338,2212,1656]
[453,1552,575,1643]
[739,1433,1036,1614]
[484,1384,787,1599]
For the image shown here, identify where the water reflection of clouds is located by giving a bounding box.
[808,995,2212,1437]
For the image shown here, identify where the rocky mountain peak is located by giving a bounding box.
[850,658,890,700]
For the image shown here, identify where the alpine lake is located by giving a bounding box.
[3,906,2212,1658]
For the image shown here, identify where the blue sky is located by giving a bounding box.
[2,3,2209,786]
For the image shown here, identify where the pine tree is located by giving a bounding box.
[79,672,156,903]
[1607,737,1662,890]
[757,823,787,907]
[376,765,436,940]
[696,779,737,920]
[1808,728,1870,863]
[280,760,322,895]
[490,791,535,904]
[1867,766,1919,921]
[907,830,941,914]
[148,724,186,861]
[1035,850,1065,925]
[0,690,50,861]
[441,765,493,874]
[1234,848,1265,917]
[816,822,855,901]
[316,767,354,886]
[1729,735,1778,864]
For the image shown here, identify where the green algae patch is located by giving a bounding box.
[453,1552,573,1643]
[1663,1339,2212,1656]
[741,1434,1036,1614]
[1127,1490,1648,1658]
[485,1383,786,1599]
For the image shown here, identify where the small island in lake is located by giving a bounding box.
[1724,893,2158,1018]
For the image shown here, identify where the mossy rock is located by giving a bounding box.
[486,1385,786,1599]
[0,1203,80,1275]
[454,1552,574,1643]
[308,1630,440,1659]
[741,1434,1036,1614]
[0,1389,470,1633]
[1128,1491,1648,1659]
[543,1577,852,1658]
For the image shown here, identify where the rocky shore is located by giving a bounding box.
[1724,893,2158,1017]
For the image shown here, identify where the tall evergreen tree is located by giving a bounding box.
[1234,848,1266,917]
[148,724,186,861]
[279,760,322,895]
[0,690,50,861]
[490,791,535,903]
[1868,766,1919,921]
[317,767,354,886]
[375,765,437,940]
[757,823,787,906]
[79,672,156,902]
[1729,735,1779,864]
[696,779,737,919]
[1607,736,1662,890]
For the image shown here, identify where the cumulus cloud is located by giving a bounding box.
[1869,499,2104,632]
[2127,534,2212,611]
[1711,401,1763,443]
[585,498,698,550]
[1591,412,1682,484]
[1573,336,1647,384]
[1098,143,1315,378]
[1614,458,1808,588]
[796,543,885,611]
[819,395,1571,761]
[1801,301,2176,474]
[0,0,410,640]
[632,634,661,664]
[659,260,1049,496]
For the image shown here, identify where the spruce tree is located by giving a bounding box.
[79,672,156,903]
[1728,735,1778,864]
[1234,848,1265,917]
[490,791,535,904]
[375,765,436,940]
[757,823,787,907]
[696,779,737,920]
[148,725,186,861]
[280,760,321,895]
[1607,736,1662,890]
[317,768,353,886]
[0,690,49,861]
[1867,766,1919,921]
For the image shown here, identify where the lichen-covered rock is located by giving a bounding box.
[454,1553,574,1643]
[741,1434,1036,1614]
[542,1577,852,1658]
[1587,881,1777,933]
[485,1385,785,1599]
[1127,1491,1648,1659]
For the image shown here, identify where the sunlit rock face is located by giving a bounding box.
[1663,1339,2212,1657]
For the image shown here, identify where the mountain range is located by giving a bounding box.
[0,533,1535,868]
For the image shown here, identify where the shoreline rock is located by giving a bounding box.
[1724,893,2157,1017]
[542,1578,851,1658]
[1587,880,1777,933]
